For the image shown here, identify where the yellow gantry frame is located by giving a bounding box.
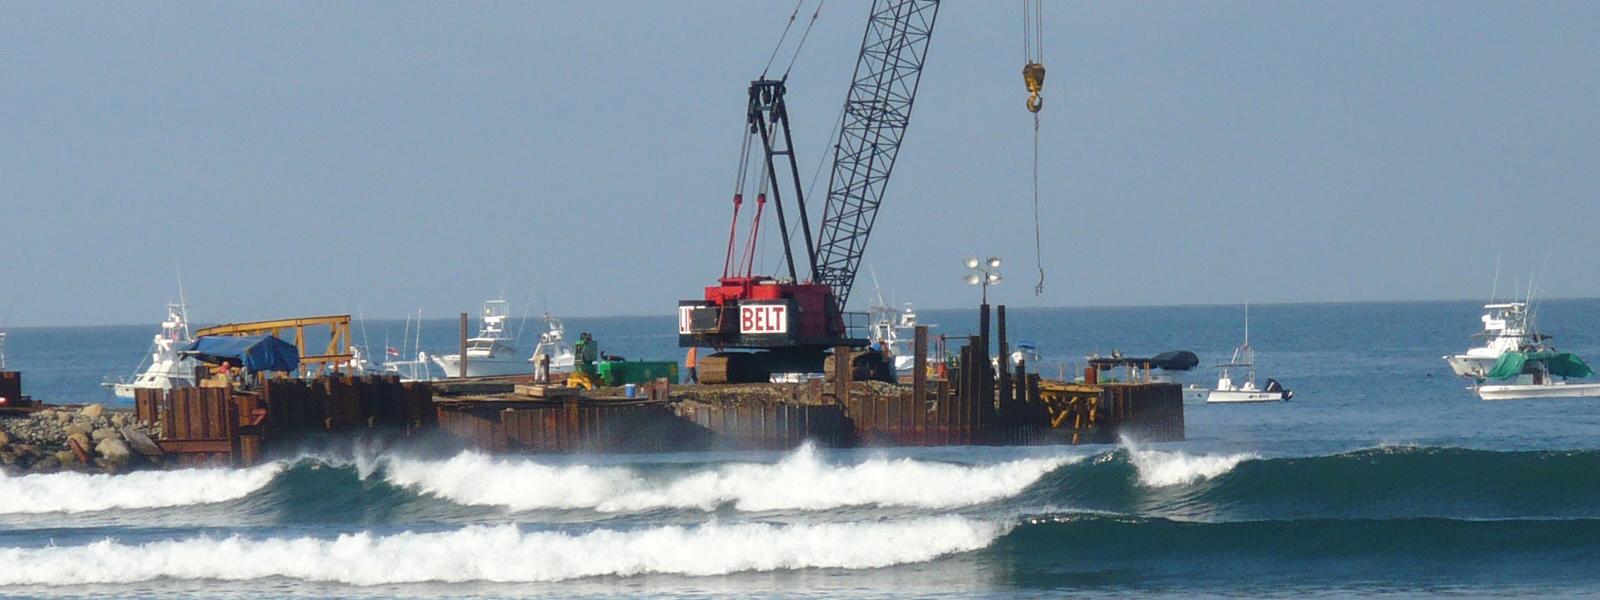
[194,315,354,377]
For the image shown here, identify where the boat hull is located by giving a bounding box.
[1476,382,1600,401]
[1206,389,1289,403]
[1444,354,1498,379]
[432,355,531,378]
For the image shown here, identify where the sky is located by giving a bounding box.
[3,1,1598,327]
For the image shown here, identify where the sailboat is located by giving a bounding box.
[381,310,435,382]
[1206,303,1292,403]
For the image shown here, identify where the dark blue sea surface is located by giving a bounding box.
[2,299,1599,598]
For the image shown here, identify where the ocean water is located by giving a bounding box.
[2,299,1600,598]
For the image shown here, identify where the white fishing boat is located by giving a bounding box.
[103,302,199,400]
[528,313,577,375]
[869,302,932,374]
[1443,302,1547,379]
[1207,305,1292,403]
[1474,350,1600,400]
[432,300,529,378]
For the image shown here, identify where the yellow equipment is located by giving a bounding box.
[194,315,354,377]
[566,371,602,390]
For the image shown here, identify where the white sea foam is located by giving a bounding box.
[1126,447,1255,487]
[382,444,1077,512]
[0,517,1007,586]
[0,463,285,514]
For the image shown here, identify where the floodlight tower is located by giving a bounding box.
[964,256,1003,304]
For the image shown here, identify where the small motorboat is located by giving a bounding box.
[1474,350,1600,400]
[1206,304,1291,403]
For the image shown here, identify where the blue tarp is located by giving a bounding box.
[181,335,300,373]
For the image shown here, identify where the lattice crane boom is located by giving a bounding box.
[813,0,942,311]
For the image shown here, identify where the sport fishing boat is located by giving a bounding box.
[528,313,577,374]
[432,300,529,378]
[1444,302,1548,379]
[869,302,933,374]
[1475,350,1600,400]
[1207,305,1292,403]
[103,302,198,400]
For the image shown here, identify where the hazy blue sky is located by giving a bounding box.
[4,2,1598,326]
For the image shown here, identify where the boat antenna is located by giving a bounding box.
[514,279,536,343]
[400,311,412,359]
[869,266,887,310]
[355,305,372,360]
[1244,299,1250,346]
[1527,250,1553,339]
[175,267,193,335]
[1488,250,1502,303]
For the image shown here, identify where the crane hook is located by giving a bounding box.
[1023,62,1046,113]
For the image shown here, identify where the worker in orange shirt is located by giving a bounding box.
[685,346,698,384]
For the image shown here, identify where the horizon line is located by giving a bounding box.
[6,294,1598,330]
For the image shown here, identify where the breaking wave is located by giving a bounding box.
[380,443,1078,513]
[0,517,1007,586]
[0,462,285,514]
[1124,446,1255,487]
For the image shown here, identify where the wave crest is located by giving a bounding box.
[1126,446,1255,487]
[383,444,1077,513]
[0,517,1006,585]
[0,463,285,514]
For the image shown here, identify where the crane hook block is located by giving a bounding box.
[1023,62,1046,113]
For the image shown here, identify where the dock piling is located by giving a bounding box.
[458,312,469,378]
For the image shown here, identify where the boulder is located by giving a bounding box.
[0,451,14,465]
[28,455,60,473]
[55,411,72,425]
[95,438,133,465]
[80,404,105,420]
[54,450,76,465]
[67,433,91,454]
[64,424,92,438]
[91,428,120,442]
[121,427,163,458]
[111,413,128,428]
[0,429,10,446]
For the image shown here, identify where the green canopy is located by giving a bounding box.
[1485,351,1594,380]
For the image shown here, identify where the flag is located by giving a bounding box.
[386,347,400,357]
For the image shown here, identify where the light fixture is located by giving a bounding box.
[963,254,1003,304]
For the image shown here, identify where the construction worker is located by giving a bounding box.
[574,332,599,376]
[685,346,698,384]
[534,352,551,383]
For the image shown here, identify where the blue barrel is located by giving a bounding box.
[624,383,638,398]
